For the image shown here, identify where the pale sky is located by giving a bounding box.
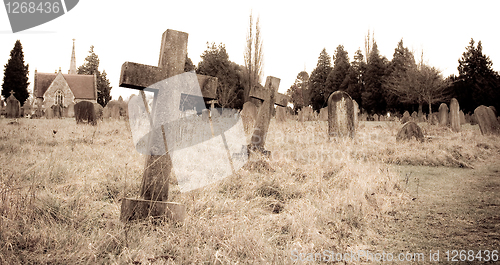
[1,0,498,102]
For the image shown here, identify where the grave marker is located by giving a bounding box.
[438,103,449,126]
[248,77,287,157]
[449,98,460,132]
[327,91,355,139]
[5,91,20,118]
[474,105,500,135]
[119,29,218,223]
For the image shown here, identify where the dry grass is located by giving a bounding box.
[0,117,497,264]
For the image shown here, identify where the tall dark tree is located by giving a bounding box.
[2,40,29,105]
[287,71,309,113]
[197,42,244,109]
[344,49,365,109]
[384,39,417,111]
[184,55,196,72]
[362,42,388,114]
[77,45,112,107]
[309,48,332,111]
[325,45,350,96]
[453,38,500,113]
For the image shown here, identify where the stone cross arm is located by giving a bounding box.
[249,83,289,107]
[120,61,217,100]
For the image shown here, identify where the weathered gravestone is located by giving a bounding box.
[75,101,96,125]
[438,103,449,126]
[396,121,424,142]
[52,104,63,118]
[319,107,328,121]
[411,111,418,121]
[65,102,75,118]
[301,106,313,121]
[459,110,466,125]
[401,111,410,124]
[373,114,379,122]
[119,29,220,223]
[449,98,460,132]
[5,91,21,118]
[328,91,355,139]
[474,105,500,135]
[241,101,258,134]
[429,113,439,125]
[489,106,497,116]
[94,103,103,120]
[360,112,368,122]
[275,105,286,123]
[247,77,288,157]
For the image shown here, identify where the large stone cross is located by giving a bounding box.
[119,29,217,223]
[247,78,289,157]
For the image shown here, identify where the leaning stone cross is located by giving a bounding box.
[247,78,289,157]
[119,29,217,223]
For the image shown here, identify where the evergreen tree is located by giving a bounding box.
[325,45,350,96]
[286,71,309,113]
[453,38,500,113]
[344,49,365,110]
[2,40,29,105]
[197,43,244,109]
[184,55,196,72]
[309,48,332,111]
[385,39,417,111]
[77,45,112,107]
[362,42,388,114]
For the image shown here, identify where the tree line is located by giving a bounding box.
[288,34,500,115]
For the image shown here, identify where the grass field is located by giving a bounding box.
[0,117,498,264]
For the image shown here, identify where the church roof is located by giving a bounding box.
[35,72,96,100]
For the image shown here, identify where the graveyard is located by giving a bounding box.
[0,113,499,263]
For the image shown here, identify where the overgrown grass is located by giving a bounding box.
[0,117,497,264]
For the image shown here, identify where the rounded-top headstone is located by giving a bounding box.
[474,105,500,135]
[401,111,410,124]
[327,91,355,138]
[396,121,424,142]
[438,103,449,126]
[449,98,460,132]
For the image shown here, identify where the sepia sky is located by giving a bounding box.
[0,0,499,101]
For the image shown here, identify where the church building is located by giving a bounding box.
[33,40,97,116]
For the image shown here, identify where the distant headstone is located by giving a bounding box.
[464,113,471,124]
[298,108,304,122]
[5,91,20,118]
[319,107,328,121]
[470,113,478,125]
[302,106,313,121]
[459,111,465,125]
[474,105,500,135]
[449,98,460,132]
[360,112,368,121]
[52,104,63,118]
[429,113,439,125]
[75,101,96,125]
[328,91,355,138]
[411,111,418,121]
[241,101,258,134]
[275,106,286,122]
[373,114,379,121]
[396,121,424,142]
[401,111,410,124]
[94,103,103,120]
[417,111,425,122]
[201,109,210,122]
[65,102,75,117]
[438,103,449,126]
[379,115,386,121]
[22,99,32,117]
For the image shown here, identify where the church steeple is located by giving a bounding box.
[69,39,77,74]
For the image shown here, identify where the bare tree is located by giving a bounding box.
[386,52,451,114]
[244,11,264,103]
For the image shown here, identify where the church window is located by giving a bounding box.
[55,90,63,106]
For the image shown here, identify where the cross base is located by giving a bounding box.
[120,198,186,223]
[247,144,271,160]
